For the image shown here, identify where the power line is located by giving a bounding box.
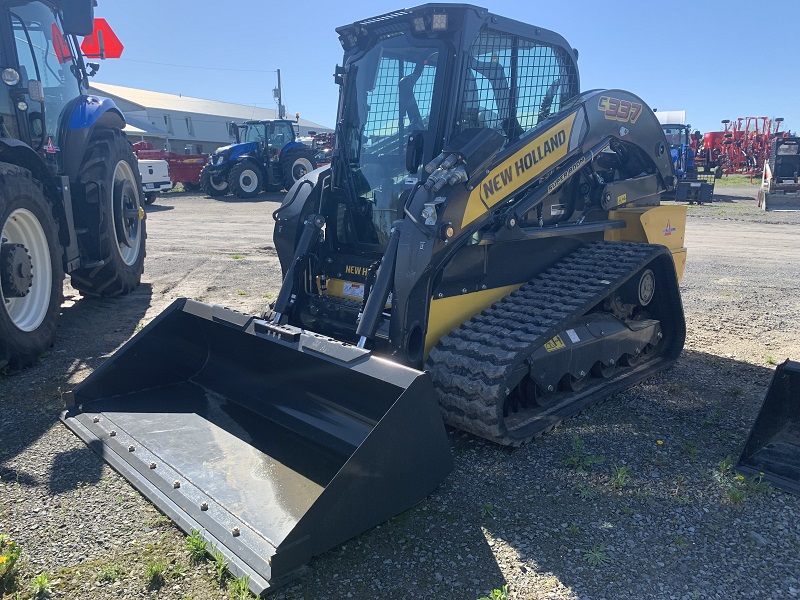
[117,57,278,73]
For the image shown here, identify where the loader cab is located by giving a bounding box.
[328,4,579,254]
[0,0,89,171]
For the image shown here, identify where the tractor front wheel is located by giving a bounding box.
[228,162,262,199]
[70,128,145,297]
[0,163,63,369]
[281,148,316,191]
[200,164,229,197]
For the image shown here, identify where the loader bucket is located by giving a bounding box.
[61,299,453,595]
[737,360,800,495]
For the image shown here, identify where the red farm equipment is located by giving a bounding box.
[133,142,208,191]
[698,117,786,177]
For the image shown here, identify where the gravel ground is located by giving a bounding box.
[1,186,799,600]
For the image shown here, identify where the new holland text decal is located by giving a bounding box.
[598,96,642,124]
[462,111,578,228]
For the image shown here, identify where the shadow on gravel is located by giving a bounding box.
[145,204,174,212]
[0,283,152,494]
[215,193,284,204]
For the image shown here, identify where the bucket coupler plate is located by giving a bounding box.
[61,298,453,595]
[737,360,800,495]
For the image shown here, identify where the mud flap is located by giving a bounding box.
[61,299,453,595]
[737,360,800,494]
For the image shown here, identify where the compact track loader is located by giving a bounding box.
[63,4,687,594]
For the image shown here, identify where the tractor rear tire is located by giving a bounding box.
[0,163,64,370]
[281,148,316,191]
[144,192,158,205]
[228,162,262,199]
[70,129,146,297]
[200,164,229,197]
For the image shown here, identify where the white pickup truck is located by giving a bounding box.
[138,159,172,205]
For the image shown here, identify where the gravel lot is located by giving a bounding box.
[1,185,799,599]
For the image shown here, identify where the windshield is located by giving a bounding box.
[340,35,442,247]
[10,2,81,151]
[242,123,267,144]
[662,126,687,148]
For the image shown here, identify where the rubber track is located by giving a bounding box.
[426,241,667,446]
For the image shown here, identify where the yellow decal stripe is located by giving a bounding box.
[461,111,578,229]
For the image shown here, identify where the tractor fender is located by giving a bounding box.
[60,95,126,181]
[0,137,69,249]
[280,140,304,155]
[273,165,330,275]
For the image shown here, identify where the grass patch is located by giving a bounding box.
[480,502,496,518]
[764,356,778,365]
[714,174,761,187]
[582,545,610,567]
[228,574,252,599]
[236,290,247,296]
[98,563,124,582]
[30,572,52,599]
[230,254,245,260]
[186,529,208,564]
[563,436,605,472]
[610,465,631,489]
[211,545,227,586]
[479,585,509,600]
[145,558,167,590]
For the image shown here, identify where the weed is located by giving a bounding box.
[145,559,166,590]
[211,546,227,585]
[237,290,247,295]
[681,441,698,458]
[727,488,745,504]
[718,455,735,475]
[171,563,187,578]
[98,563,123,582]
[186,529,208,564]
[764,356,778,365]
[30,572,51,598]
[567,524,581,536]
[478,585,509,600]
[727,386,744,397]
[262,292,275,299]
[0,534,21,590]
[480,502,496,518]
[722,293,731,297]
[563,436,605,472]
[582,545,610,567]
[229,574,252,599]
[672,535,689,549]
[230,254,245,260]
[611,465,631,489]
[134,321,145,333]
[576,484,595,501]
[743,473,771,494]
[621,506,635,516]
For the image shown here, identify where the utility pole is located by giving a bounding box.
[276,69,284,119]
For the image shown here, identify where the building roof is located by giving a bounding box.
[124,115,169,138]
[90,82,332,131]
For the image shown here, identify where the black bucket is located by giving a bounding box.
[737,360,800,495]
[61,299,453,595]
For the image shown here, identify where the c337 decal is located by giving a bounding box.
[598,96,642,124]
[461,111,578,228]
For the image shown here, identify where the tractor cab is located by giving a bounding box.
[0,0,93,175]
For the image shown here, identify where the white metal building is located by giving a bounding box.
[89,82,332,154]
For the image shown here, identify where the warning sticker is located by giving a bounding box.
[342,282,364,299]
[566,329,580,343]
[544,335,566,352]
[663,220,676,236]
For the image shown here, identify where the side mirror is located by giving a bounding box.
[227,122,239,143]
[61,0,94,35]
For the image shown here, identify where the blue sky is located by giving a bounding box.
[93,1,799,134]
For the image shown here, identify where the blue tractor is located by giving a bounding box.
[199,119,316,198]
[662,124,714,204]
[0,0,145,370]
